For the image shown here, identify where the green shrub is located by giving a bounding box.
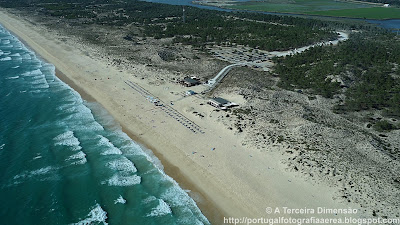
[373,120,397,132]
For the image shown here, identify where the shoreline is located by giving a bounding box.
[0,13,225,225]
[0,7,367,225]
[56,68,226,223]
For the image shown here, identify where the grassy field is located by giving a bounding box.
[228,0,400,19]
[306,7,400,19]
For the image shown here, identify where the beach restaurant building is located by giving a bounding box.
[208,97,238,110]
[180,77,201,87]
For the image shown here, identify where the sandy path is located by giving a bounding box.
[269,31,349,57]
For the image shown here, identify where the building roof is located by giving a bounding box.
[210,97,230,105]
[183,77,200,84]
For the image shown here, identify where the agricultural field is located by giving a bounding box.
[228,0,400,19]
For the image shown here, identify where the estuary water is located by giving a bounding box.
[0,25,210,225]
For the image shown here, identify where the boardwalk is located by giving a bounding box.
[124,80,205,134]
[203,63,245,93]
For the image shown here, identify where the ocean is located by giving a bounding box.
[0,25,210,225]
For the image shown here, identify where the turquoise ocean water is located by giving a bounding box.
[0,25,210,225]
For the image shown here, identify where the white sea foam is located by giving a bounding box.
[117,131,165,170]
[41,63,55,72]
[20,71,30,77]
[102,174,141,186]
[29,89,47,94]
[139,152,209,224]
[143,148,164,171]
[55,103,103,131]
[178,217,205,225]
[33,83,50,89]
[24,71,47,90]
[98,135,113,146]
[106,158,137,173]
[101,148,122,155]
[98,127,210,224]
[31,79,46,84]
[31,75,45,81]
[68,89,84,104]
[71,158,87,165]
[114,131,163,170]
[67,151,86,161]
[0,144,4,150]
[56,102,79,112]
[28,75,48,88]
[142,196,157,204]
[146,199,172,217]
[32,155,42,160]
[28,166,53,176]
[71,204,108,225]
[71,145,83,151]
[161,186,191,207]
[161,184,210,225]
[0,56,11,61]
[76,121,104,132]
[114,195,126,204]
[65,149,87,164]
[53,85,83,106]
[31,69,43,76]
[54,130,74,141]
[11,66,20,68]
[119,142,147,157]
[61,106,82,116]
[10,53,20,57]
[42,64,56,83]
[1,39,10,44]
[98,135,122,155]
[54,131,81,148]
[22,53,32,60]
[0,26,209,223]
[65,107,93,121]
[13,166,54,181]
[5,76,19,79]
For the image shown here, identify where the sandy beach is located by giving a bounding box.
[0,8,367,224]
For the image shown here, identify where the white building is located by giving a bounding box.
[208,97,238,110]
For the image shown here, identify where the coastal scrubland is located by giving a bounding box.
[274,32,400,122]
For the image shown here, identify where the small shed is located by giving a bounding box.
[186,90,196,96]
